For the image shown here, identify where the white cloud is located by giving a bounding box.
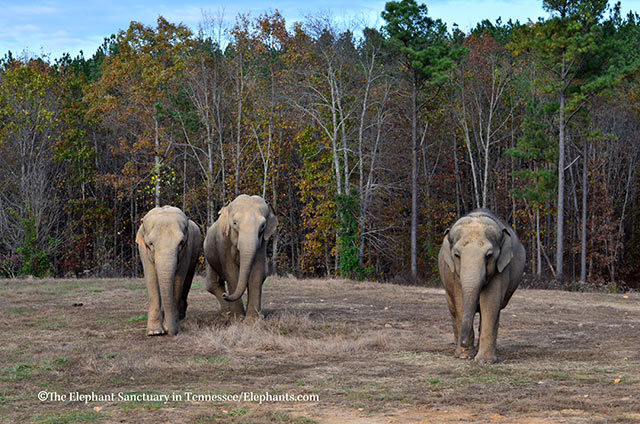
[10,24,42,33]
[159,5,205,26]
[2,0,640,61]
[6,5,57,15]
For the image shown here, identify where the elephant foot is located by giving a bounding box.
[455,346,476,360]
[163,321,180,336]
[147,320,167,336]
[474,352,498,365]
[147,327,167,336]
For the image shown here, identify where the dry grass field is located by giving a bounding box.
[0,276,639,423]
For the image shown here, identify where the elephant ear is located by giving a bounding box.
[264,204,278,241]
[135,221,145,248]
[497,228,513,273]
[135,222,152,260]
[441,229,455,273]
[136,218,147,247]
[218,205,231,237]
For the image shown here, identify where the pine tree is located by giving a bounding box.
[506,101,557,278]
[509,0,609,281]
[382,0,458,283]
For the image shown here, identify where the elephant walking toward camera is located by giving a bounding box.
[136,206,202,336]
[204,195,277,321]
[438,209,525,364]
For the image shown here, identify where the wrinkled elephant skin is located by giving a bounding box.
[438,209,525,364]
[203,195,277,321]
[136,206,201,336]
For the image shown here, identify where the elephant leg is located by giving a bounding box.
[245,268,264,322]
[178,261,196,320]
[222,265,245,321]
[445,290,459,342]
[228,298,245,321]
[449,310,459,344]
[206,263,231,314]
[456,309,476,359]
[475,282,501,364]
[161,276,180,336]
[477,312,482,351]
[172,273,183,323]
[140,255,166,336]
[448,287,470,359]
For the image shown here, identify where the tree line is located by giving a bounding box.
[1,0,640,289]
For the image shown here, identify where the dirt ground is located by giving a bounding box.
[0,276,639,423]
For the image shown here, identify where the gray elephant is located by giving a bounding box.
[204,195,277,321]
[136,206,202,336]
[438,209,525,364]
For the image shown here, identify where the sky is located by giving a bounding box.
[1,1,640,61]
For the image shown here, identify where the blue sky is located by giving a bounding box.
[1,1,639,61]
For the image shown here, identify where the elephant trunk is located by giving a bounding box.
[157,252,179,335]
[459,257,485,349]
[224,233,258,302]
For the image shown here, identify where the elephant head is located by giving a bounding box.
[441,212,514,350]
[136,206,192,335]
[218,195,277,302]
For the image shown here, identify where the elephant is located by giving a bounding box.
[438,208,525,364]
[203,195,277,321]
[136,206,202,336]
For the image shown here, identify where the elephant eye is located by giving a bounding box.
[453,251,460,258]
[486,250,493,258]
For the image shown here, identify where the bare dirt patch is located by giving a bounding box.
[0,277,638,423]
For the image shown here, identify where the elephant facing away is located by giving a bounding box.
[438,209,525,364]
[204,195,277,321]
[136,206,202,336]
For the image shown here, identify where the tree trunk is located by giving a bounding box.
[556,64,566,281]
[357,68,371,267]
[411,77,418,283]
[453,136,461,217]
[271,167,279,275]
[207,136,214,226]
[182,149,187,211]
[340,102,350,196]
[329,66,343,197]
[580,137,588,283]
[536,205,542,279]
[218,112,226,203]
[462,108,480,208]
[235,54,244,197]
[154,118,161,207]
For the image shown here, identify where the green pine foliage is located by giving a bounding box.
[382,0,459,84]
[506,102,557,206]
[337,194,371,280]
[16,214,51,277]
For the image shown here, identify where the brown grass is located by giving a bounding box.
[182,310,408,357]
[0,276,639,423]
